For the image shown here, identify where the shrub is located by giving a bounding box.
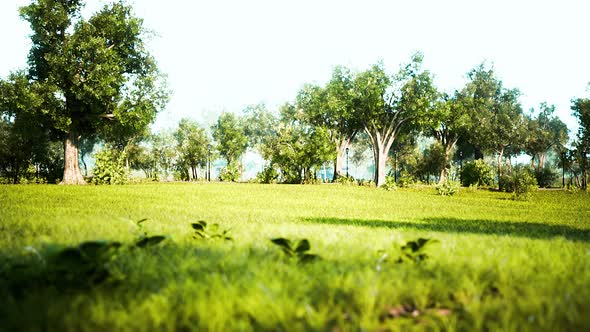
[566,183,579,194]
[335,175,356,185]
[396,171,415,188]
[357,179,375,187]
[500,166,538,200]
[436,180,460,196]
[219,162,242,182]
[534,167,558,188]
[256,165,279,184]
[381,176,398,191]
[92,148,128,185]
[460,159,495,187]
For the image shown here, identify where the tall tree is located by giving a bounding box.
[261,103,334,183]
[173,118,210,180]
[296,66,362,180]
[13,0,168,184]
[424,92,471,183]
[571,87,590,188]
[459,63,503,160]
[354,54,437,186]
[0,72,62,183]
[460,63,527,178]
[242,103,278,154]
[487,88,527,177]
[211,112,248,166]
[525,103,569,169]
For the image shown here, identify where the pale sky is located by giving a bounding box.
[1,0,589,136]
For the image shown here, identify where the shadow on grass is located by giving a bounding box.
[302,217,590,243]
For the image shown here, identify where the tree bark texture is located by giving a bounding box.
[61,130,86,184]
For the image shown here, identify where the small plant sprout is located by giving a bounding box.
[270,238,319,263]
[397,238,439,263]
[191,221,232,241]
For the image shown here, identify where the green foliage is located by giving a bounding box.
[13,0,168,183]
[219,161,242,182]
[256,165,279,184]
[261,106,334,183]
[242,104,279,151]
[397,171,416,188]
[460,159,495,187]
[435,180,460,196]
[525,103,569,168]
[191,221,232,241]
[381,176,398,191]
[335,175,356,185]
[0,81,64,183]
[397,238,439,263]
[534,167,558,188]
[2,240,123,290]
[357,179,375,187]
[499,167,538,200]
[566,183,580,194]
[353,53,438,186]
[91,148,128,185]
[270,238,319,264]
[413,142,445,183]
[174,118,210,181]
[460,63,527,161]
[211,112,248,165]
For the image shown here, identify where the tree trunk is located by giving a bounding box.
[332,138,352,181]
[333,152,344,181]
[61,130,86,185]
[81,157,88,176]
[12,162,19,184]
[497,148,504,182]
[373,139,389,187]
[438,140,457,184]
[366,127,395,187]
[539,153,546,169]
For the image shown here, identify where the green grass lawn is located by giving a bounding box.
[1,183,589,331]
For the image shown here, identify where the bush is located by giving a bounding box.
[357,179,375,187]
[534,167,558,188]
[335,175,356,185]
[499,166,538,200]
[436,180,460,196]
[381,176,397,191]
[396,171,415,188]
[460,159,495,187]
[566,183,579,194]
[219,162,242,182]
[256,165,279,184]
[92,148,128,185]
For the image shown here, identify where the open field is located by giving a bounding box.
[0,183,589,331]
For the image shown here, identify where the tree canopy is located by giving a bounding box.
[2,0,169,184]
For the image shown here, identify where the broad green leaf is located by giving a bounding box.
[136,235,167,248]
[295,239,311,253]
